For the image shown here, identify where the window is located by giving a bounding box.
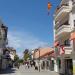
[63,21,69,25]
[64,39,70,46]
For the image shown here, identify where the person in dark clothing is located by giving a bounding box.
[33,61,35,67]
[27,62,30,69]
[30,61,33,67]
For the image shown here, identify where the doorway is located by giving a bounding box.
[46,61,49,70]
[50,60,54,71]
[65,59,73,75]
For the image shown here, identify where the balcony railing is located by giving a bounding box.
[64,46,72,54]
[55,21,69,30]
[55,25,71,36]
[55,4,69,15]
[55,4,70,20]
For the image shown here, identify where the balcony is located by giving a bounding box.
[55,25,71,37]
[64,46,72,54]
[55,4,71,21]
[55,20,69,30]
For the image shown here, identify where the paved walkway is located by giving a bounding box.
[0,65,59,75]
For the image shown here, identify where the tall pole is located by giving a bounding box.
[39,49,40,72]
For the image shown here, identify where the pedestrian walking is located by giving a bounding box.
[33,61,35,67]
[35,62,38,70]
[30,61,33,67]
[27,62,30,69]
[17,63,20,69]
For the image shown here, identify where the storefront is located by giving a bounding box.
[41,59,50,70]
[41,61,45,69]
[70,31,75,75]
[64,59,73,75]
[59,55,73,75]
[72,52,75,75]
[50,58,54,71]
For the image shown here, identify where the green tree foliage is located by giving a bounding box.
[14,55,19,62]
[24,53,30,61]
[23,49,30,61]
[19,59,23,63]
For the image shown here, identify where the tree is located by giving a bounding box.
[19,59,23,63]
[24,53,30,61]
[24,49,29,54]
[23,49,30,61]
[14,55,19,62]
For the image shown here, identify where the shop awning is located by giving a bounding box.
[70,32,75,40]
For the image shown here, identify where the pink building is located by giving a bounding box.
[33,47,55,70]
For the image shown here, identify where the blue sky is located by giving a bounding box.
[0,0,61,57]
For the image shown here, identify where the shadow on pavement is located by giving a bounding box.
[0,68,16,74]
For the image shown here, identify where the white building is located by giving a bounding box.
[9,50,16,61]
[54,0,75,75]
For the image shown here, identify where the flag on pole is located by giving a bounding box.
[47,2,52,16]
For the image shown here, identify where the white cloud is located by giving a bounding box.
[7,31,49,58]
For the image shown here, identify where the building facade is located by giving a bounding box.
[7,47,16,61]
[33,47,54,71]
[54,0,75,75]
[8,47,16,68]
[0,20,8,70]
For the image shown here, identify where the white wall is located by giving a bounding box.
[54,60,58,72]
[72,14,75,21]
[9,54,14,60]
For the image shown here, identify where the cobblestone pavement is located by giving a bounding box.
[0,65,59,75]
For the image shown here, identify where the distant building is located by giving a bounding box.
[33,47,54,70]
